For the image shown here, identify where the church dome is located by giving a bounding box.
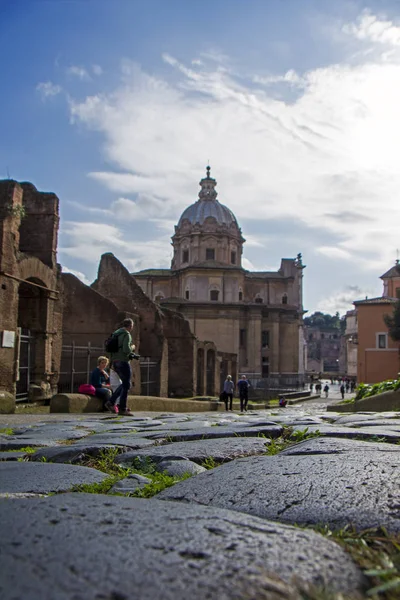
[177,166,239,229]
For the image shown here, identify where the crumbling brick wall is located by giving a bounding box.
[61,272,140,394]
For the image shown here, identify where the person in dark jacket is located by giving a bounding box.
[223,375,235,411]
[106,318,139,416]
[90,356,112,409]
[237,375,249,412]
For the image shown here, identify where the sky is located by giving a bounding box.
[1,0,400,315]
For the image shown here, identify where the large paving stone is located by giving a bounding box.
[0,462,108,494]
[143,424,283,441]
[29,444,134,464]
[0,494,366,599]
[157,459,206,476]
[280,437,400,456]
[73,434,157,448]
[117,437,270,466]
[0,451,27,461]
[0,436,57,450]
[292,424,400,443]
[158,440,400,533]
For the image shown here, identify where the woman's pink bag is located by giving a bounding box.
[78,384,96,395]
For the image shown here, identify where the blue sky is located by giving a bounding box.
[2,0,400,314]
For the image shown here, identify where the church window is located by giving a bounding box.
[261,330,269,348]
[239,291,243,301]
[210,290,219,301]
[239,328,246,348]
[206,248,215,260]
[282,294,288,304]
[255,296,263,304]
[185,290,190,300]
[231,251,236,265]
[182,250,189,263]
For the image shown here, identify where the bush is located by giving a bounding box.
[355,377,400,400]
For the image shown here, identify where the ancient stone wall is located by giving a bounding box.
[0,180,62,400]
[61,272,140,394]
[19,183,59,270]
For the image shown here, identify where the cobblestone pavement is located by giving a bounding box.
[1,396,399,600]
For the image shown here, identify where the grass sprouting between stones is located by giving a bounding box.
[71,448,192,497]
[306,525,400,600]
[0,427,14,435]
[261,427,321,456]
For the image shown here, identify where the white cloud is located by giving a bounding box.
[62,266,91,285]
[67,65,91,81]
[36,81,62,99]
[316,246,352,260]
[253,69,304,87]
[316,284,379,315]
[343,11,400,46]
[62,11,400,310]
[92,64,103,76]
[60,221,172,272]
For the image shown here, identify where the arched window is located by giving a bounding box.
[239,291,243,301]
[255,294,263,304]
[282,294,288,305]
[210,290,219,301]
[185,289,190,300]
[154,292,164,303]
[182,249,189,263]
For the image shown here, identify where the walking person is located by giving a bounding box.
[90,356,112,409]
[106,318,140,417]
[323,383,329,398]
[223,375,235,411]
[340,383,345,400]
[237,375,249,412]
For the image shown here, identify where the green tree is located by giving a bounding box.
[384,298,400,341]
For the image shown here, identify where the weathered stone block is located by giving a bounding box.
[0,390,15,414]
[50,393,103,413]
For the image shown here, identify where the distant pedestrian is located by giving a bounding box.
[323,384,329,398]
[345,381,350,393]
[310,382,314,392]
[340,383,345,399]
[279,395,287,407]
[237,375,249,412]
[223,375,235,411]
[350,380,356,393]
[90,356,112,409]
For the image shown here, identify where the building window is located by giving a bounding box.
[155,294,164,303]
[239,290,243,301]
[255,296,263,304]
[210,290,219,301]
[206,248,215,260]
[231,251,236,265]
[262,358,269,378]
[182,250,189,263]
[185,290,190,300]
[377,333,387,349]
[261,330,269,348]
[282,294,288,304]
[239,328,246,348]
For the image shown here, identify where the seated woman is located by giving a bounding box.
[90,356,113,411]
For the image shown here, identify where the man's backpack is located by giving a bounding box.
[104,332,121,353]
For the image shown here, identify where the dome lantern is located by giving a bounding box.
[171,168,245,271]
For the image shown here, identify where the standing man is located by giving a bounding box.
[106,318,139,417]
[237,375,249,413]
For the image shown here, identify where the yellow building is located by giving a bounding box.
[133,168,306,389]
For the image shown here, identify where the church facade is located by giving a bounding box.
[133,168,306,388]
